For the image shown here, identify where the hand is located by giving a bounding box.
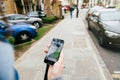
[44,46,64,80]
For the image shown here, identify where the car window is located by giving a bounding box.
[6,16,15,20]
[88,6,104,14]
[10,15,26,20]
[0,23,5,29]
[29,12,38,16]
[100,11,120,21]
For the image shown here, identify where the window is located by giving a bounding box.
[29,12,38,16]
[0,1,6,11]
[10,15,26,20]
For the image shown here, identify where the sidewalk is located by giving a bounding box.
[15,10,113,80]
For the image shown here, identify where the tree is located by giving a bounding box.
[76,0,79,18]
[44,0,52,17]
[70,0,73,6]
[51,0,61,18]
[83,0,89,3]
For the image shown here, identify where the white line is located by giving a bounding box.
[114,71,120,74]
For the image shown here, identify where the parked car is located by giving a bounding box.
[1,14,43,28]
[0,21,37,44]
[88,9,120,47]
[86,6,104,20]
[27,11,46,19]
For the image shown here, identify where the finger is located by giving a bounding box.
[44,44,51,53]
[44,50,48,53]
[47,45,50,48]
[57,52,64,63]
[60,62,64,73]
[44,45,50,53]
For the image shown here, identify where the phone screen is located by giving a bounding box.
[44,38,64,65]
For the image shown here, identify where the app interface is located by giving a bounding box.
[47,40,63,62]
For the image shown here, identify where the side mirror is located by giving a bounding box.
[92,14,97,17]
[93,17,99,22]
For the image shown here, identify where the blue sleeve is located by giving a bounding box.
[0,42,15,80]
[52,76,63,80]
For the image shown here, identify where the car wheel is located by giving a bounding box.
[99,36,107,47]
[88,22,91,30]
[33,21,41,28]
[15,31,31,44]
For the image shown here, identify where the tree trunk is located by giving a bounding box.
[52,1,61,18]
[70,0,73,6]
[76,0,79,18]
[44,0,52,17]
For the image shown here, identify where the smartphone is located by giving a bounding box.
[44,38,64,65]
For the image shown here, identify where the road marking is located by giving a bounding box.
[114,71,120,74]
[112,71,120,80]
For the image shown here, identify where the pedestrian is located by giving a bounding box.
[69,6,74,18]
[64,8,66,14]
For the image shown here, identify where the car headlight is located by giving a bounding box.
[105,31,120,38]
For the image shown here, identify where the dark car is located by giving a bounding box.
[0,21,37,44]
[27,11,46,19]
[88,9,120,47]
[86,6,104,20]
[1,14,43,28]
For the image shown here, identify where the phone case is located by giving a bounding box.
[44,38,64,65]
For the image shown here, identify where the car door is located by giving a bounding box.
[89,13,97,31]
[90,11,100,35]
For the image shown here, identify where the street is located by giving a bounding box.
[81,9,120,78]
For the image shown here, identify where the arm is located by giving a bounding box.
[48,52,64,80]
[0,42,15,80]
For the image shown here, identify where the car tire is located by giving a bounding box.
[88,22,91,30]
[15,31,31,44]
[99,36,107,47]
[33,21,41,28]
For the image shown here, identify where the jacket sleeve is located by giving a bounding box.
[52,76,63,80]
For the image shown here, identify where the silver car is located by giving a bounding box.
[3,14,43,28]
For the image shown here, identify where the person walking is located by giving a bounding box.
[69,6,74,18]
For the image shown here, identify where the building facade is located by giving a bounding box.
[88,0,119,7]
[0,0,42,14]
[0,0,16,14]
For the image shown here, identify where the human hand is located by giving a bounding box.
[44,46,64,80]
